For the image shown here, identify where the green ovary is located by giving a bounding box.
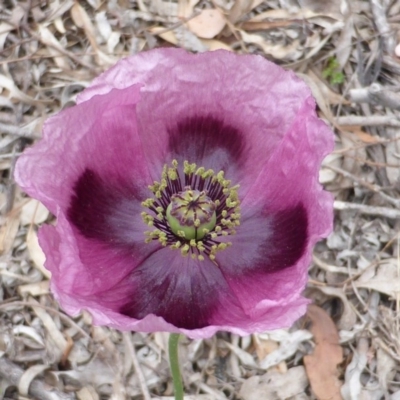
[166,189,217,240]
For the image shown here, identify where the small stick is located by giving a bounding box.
[369,0,395,53]
[334,200,400,219]
[326,164,400,208]
[122,332,152,400]
[337,115,400,127]
[20,24,99,74]
[349,84,400,110]
[0,122,39,138]
[368,84,400,110]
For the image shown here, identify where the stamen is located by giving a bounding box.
[141,160,241,263]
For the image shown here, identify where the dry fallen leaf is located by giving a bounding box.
[38,24,71,70]
[77,386,100,400]
[253,335,287,373]
[161,396,214,400]
[298,0,344,15]
[0,210,20,254]
[224,340,257,368]
[346,127,380,144]
[18,364,49,397]
[200,39,232,51]
[27,228,51,279]
[30,296,68,358]
[18,280,50,297]
[0,22,14,51]
[310,286,357,331]
[355,259,400,298]
[239,366,308,400]
[70,2,98,47]
[20,199,49,226]
[376,346,396,392]
[304,304,343,400]
[149,26,225,52]
[383,125,400,185]
[178,0,200,18]
[70,2,115,66]
[149,27,179,46]
[259,329,312,369]
[187,9,226,39]
[240,30,302,60]
[341,338,368,400]
[228,0,264,23]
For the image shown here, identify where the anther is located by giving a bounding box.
[141,160,241,262]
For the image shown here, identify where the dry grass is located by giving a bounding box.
[1,0,400,399]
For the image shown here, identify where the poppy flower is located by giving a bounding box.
[15,49,334,339]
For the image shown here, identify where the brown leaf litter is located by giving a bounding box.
[304,304,343,400]
[1,0,400,398]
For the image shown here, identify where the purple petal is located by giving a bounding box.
[214,97,334,319]
[15,85,150,215]
[220,203,308,276]
[77,49,314,190]
[120,249,246,330]
[14,49,335,338]
[39,210,311,337]
[15,84,163,318]
[167,115,245,178]
[68,169,145,247]
[242,96,333,220]
[39,213,159,298]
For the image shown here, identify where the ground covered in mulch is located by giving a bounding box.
[1,0,400,399]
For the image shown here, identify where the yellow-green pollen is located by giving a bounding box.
[141,160,241,263]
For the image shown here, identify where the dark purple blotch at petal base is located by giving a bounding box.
[67,169,143,247]
[265,203,308,270]
[120,204,308,331]
[216,203,309,313]
[224,203,309,277]
[168,115,246,169]
[119,254,225,330]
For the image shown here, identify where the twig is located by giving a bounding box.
[326,164,400,208]
[334,135,400,154]
[193,381,227,400]
[383,55,400,76]
[369,0,395,53]
[122,332,152,400]
[337,115,400,127]
[0,358,75,400]
[343,154,400,168]
[349,84,400,110]
[334,200,400,219]
[146,11,201,36]
[369,84,400,109]
[5,143,19,213]
[312,254,350,274]
[20,24,99,73]
[0,122,40,138]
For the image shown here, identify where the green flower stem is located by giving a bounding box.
[168,333,184,400]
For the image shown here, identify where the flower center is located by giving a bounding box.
[141,160,241,263]
[166,189,217,240]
